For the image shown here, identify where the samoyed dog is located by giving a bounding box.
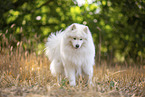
[45,23,95,86]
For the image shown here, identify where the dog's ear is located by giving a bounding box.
[83,27,88,34]
[71,24,76,30]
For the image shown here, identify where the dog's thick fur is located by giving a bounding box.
[45,23,95,86]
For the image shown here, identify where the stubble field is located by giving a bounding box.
[0,41,145,97]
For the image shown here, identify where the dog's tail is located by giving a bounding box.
[45,30,63,61]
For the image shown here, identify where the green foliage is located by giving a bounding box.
[60,79,67,87]
[0,0,145,62]
[110,81,115,89]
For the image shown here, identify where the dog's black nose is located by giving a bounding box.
[75,44,79,48]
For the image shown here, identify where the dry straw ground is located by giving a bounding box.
[0,33,145,97]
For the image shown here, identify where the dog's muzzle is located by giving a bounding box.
[75,44,79,49]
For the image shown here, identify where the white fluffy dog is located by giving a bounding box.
[45,23,95,86]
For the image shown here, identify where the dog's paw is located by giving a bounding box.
[69,81,76,86]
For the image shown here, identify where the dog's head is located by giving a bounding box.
[66,23,89,49]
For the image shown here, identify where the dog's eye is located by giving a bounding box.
[73,38,76,40]
[80,39,82,40]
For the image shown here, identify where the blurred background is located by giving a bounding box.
[0,1,145,96]
[0,0,145,63]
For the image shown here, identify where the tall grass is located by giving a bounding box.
[0,32,145,97]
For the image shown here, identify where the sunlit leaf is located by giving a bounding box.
[90,3,98,11]
[102,1,106,5]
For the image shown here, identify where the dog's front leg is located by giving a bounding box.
[82,65,94,86]
[65,65,76,86]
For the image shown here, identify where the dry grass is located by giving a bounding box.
[0,33,145,97]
